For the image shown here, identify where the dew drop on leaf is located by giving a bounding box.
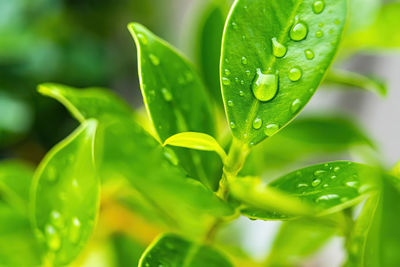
[69,217,81,244]
[252,69,279,102]
[271,37,287,58]
[252,118,263,129]
[288,67,302,81]
[245,70,251,76]
[239,90,245,97]
[241,56,248,65]
[334,166,341,172]
[264,123,279,136]
[314,170,326,176]
[312,0,325,14]
[290,17,308,41]
[230,122,236,129]
[149,54,160,66]
[304,49,315,60]
[297,183,308,188]
[312,179,321,187]
[315,30,324,38]
[224,69,231,76]
[50,210,64,228]
[222,77,231,86]
[45,224,61,251]
[316,194,339,203]
[346,181,359,188]
[227,100,234,107]
[290,99,302,113]
[161,88,173,102]
[137,33,148,45]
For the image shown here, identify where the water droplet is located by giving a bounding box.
[149,54,160,66]
[323,184,329,188]
[304,49,315,60]
[314,170,326,176]
[232,22,238,29]
[69,217,81,244]
[137,33,148,45]
[222,77,231,86]
[316,194,339,203]
[264,124,279,136]
[224,69,231,76]
[245,70,251,76]
[346,181,359,188]
[230,122,236,129]
[331,175,337,179]
[252,118,263,130]
[334,166,341,172]
[50,210,64,228]
[240,80,245,85]
[45,224,61,251]
[312,179,321,187]
[241,56,248,65]
[271,37,287,58]
[315,30,324,38]
[252,69,279,102]
[288,67,302,81]
[290,17,308,41]
[161,88,173,102]
[239,90,245,96]
[290,99,302,114]
[297,183,308,188]
[312,0,325,14]
[227,100,234,107]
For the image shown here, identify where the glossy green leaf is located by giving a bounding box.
[237,161,379,220]
[344,3,400,51]
[325,69,387,97]
[241,115,374,175]
[220,0,347,145]
[0,160,34,213]
[267,218,336,266]
[345,174,400,267]
[39,86,233,236]
[128,23,220,188]
[139,233,233,267]
[31,120,100,265]
[163,132,227,162]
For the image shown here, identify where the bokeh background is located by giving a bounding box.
[0,0,399,266]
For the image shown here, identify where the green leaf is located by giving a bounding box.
[139,233,233,267]
[236,161,379,220]
[345,174,400,267]
[324,69,387,97]
[344,3,400,51]
[163,132,227,162]
[128,23,221,189]
[220,0,347,145]
[241,115,375,175]
[267,218,336,266]
[347,0,381,34]
[0,160,34,213]
[31,120,100,265]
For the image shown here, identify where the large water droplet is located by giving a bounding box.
[239,90,245,97]
[271,37,287,58]
[288,67,302,81]
[312,179,321,187]
[304,49,315,60]
[316,194,339,203]
[291,99,302,113]
[290,17,308,41]
[149,54,160,66]
[69,217,81,244]
[252,69,279,102]
[241,56,248,65]
[252,118,263,130]
[312,0,325,14]
[222,77,231,86]
[161,88,173,102]
[45,224,61,251]
[264,124,279,136]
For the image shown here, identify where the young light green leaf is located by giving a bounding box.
[325,69,387,97]
[31,120,100,265]
[347,0,381,34]
[163,132,227,162]
[0,160,34,213]
[236,162,379,220]
[128,23,221,188]
[221,0,347,145]
[139,233,233,267]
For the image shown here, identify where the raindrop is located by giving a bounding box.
[252,118,263,130]
[312,0,325,14]
[304,49,315,60]
[288,67,302,81]
[137,33,148,45]
[334,166,341,172]
[291,99,302,113]
[315,30,324,38]
[50,210,64,228]
[149,54,160,66]
[222,77,231,86]
[271,37,287,58]
[323,184,329,188]
[264,124,279,136]
[45,224,61,251]
[241,56,248,65]
[297,183,308,188]
[245,70,251,76]
[312,179,321,187]
[316,194,339,202]
[239,90,245,96]
[314,170,326,176]
[161,88,173,102]
[227,100,234,107]
[232,22,238,29]
[290,17,308,41]
[69,217,81,244]
[331,175,337,179]
[230,122,236,129]
[346,181,359,188]
[224,69,231,76]
[252,69,279,102]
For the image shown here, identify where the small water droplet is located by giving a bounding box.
[239,90,245,96]
[241,56,248,65]
[334,166,341,172]
[290,17,308,41]
[69,217,81,244]
[240,80,245,85]
[224,69,231,76]
[230,122,236,129]
[149,54,160,66]
[315,30,324,38]
[271,37,287,58]
[45,224,61,251]
[252,69,279,102]
[288,67,303,81]
[252,118,263,129]
[137,33,148,45]
[314,170,326,176]
[312,179,321,187]
[331,175,337,179]
[304,49,315,60]
[323,184,329,188]
[264,124,279,136]
[312,0,325,14]
[50,210,64,228]
[316,194,339,203]
[245,70,251,76]
[227,100,234,107]
[232,22,238,29]
[161,88,173,102]
[291,99,302,113]
[222,77,231,86]
[346,181,359,188]
[297,183,308,188]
